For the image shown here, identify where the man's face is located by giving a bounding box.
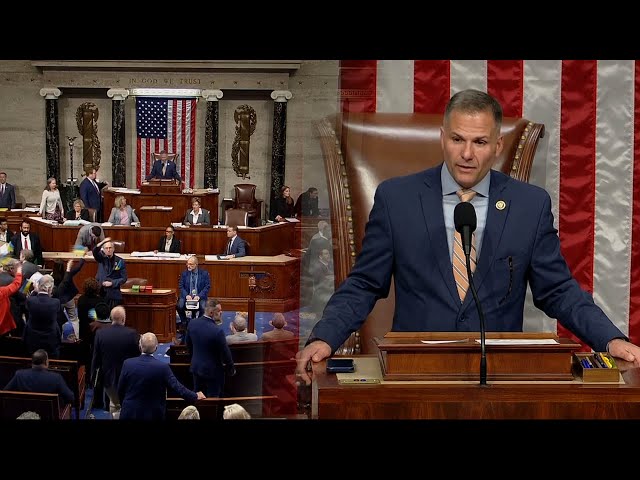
[440,110,503,189]
[186,259,197,271]
[20,223,30,235]
[226,228,235,238]
[103,242,114,257]
[0,173,6,184]
[213,304,222,321]
[320,249,331,263]
[0,221,7,232]
[88,169,97,180]
[310,190,318,199]
[160,153,168,162]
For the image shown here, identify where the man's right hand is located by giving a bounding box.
[196,391,206,400]
[295,340,332,386]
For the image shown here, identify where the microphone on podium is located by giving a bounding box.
[454,201,488,386]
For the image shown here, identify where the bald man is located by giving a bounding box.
[91,306,140,419]
[118,332,204,420]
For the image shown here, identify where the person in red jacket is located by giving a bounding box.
[0,261,22,335]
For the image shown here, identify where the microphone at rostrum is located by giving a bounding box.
[453,202,487,386]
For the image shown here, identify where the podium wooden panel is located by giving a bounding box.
[138,206,174,228]
[312,355,640,419]
[103,187,219,225]
[29,220,294,256]
[375,332,581,381]
[122,288,177,343]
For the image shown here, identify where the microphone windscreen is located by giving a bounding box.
[454,201,477,234]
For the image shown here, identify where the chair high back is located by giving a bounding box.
[317,112,546,354]
[225,208,248,227]
[233,184,263,226]
[151,152,179,165]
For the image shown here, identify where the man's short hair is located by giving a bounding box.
[233,312,248,332]
[95,302,111,322]
[308,187,318,194]
[91,226,102,237]
[17,411,41,420]
[32,349,48,366]
[271,312,286,329]
[0,217,7,223]
[20,249,34,263]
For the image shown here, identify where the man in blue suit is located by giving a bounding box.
[4,349,74,406]
[177,255,210,328]
[93,237,127,309]
[79,167,103,222]
[146,151,181,182]
[0,172,16,209]
[220,225,247,259]
[186,298,235,397]
[118,332,204,420]
[296,89,640,382]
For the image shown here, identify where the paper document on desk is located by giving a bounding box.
[422,339,469,344]
[474,339,559,345]
[284,217,300,223]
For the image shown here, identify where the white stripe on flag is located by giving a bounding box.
[376,60,414,113]
[450,60,487,96]
[184,100,192,187]
[522,60,563,333]
[594,59,635,335]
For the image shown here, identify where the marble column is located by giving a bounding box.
[39,88,62,183]
[107,88,130,187]
[201,89,223,189]
[269,90,293,221]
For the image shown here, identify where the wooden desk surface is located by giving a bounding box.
[312,355,640,419]
[44,252,300,315]
[27,217,295,256]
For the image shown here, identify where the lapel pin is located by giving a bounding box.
[496,200,506,211]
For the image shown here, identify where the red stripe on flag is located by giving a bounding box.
[136,137,142,188]
[487,60,523,117]
[413,60,450,114]
[557,60,598,349]
[181,101,187,185]
[189,99,196,188]
[629,61,640,345]
[339,60,377,113]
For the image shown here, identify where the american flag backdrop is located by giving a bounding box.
[339,60,640,348]
[135,97,197,188]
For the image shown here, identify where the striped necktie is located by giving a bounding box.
[452,189,477,302]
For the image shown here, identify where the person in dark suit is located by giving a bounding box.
[294,187,320,218]
[4,349,74,405]
[295,88,640,384]
[93,236,127,309]
[118,332,204,420]
[146,151,182,182]
[24,274,62,359]
[220,225,246,259]
[0,172,16,209]
[155,225,181,254]
[74,224,105,251]
[79,167,103,222]
[271,185,295,222]
[11,220,43,266]
[91,305,140,419]
[177,255,211,328]
[64,198,90,221]
[183,197,211,226]
[185,298,235,397]
[0,217,14,245]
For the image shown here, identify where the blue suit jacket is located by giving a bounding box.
[186,315,234,384]
[118,354,197,420]
[0,182,16,209]
[310,165,626,353]
[225,235,247,257]
[146,160,181,181]
[178,268,210,301]
[79,177,102,211]
[93,247,127,301]
[4,367,74,405]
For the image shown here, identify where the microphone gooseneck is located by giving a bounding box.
[454,202,487,386]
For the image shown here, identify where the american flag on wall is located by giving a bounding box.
[339,60,640,348]
[135,97,197,188]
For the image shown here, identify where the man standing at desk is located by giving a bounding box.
[80,167,103,222]
[0,172,16,209]
[93,237,127,309]
[146,151,181,182]
[177,256,210,331]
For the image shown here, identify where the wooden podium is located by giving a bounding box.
[122,288,177,343]
[375,332,581,381]
[141,179,181,194]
